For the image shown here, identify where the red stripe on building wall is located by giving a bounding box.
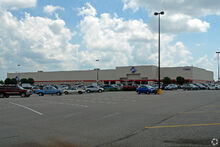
[35,79,211,83]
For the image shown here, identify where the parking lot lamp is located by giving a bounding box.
[96,59,99,85]
[154,11,164,94]
[217,52,220,81]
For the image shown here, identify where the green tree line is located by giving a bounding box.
[2,78,35,85]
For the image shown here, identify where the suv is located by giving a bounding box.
[0,85,32,98]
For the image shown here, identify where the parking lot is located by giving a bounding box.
[0,90,220,147]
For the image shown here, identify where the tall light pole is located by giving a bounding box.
[216,52,220,81]
[154,11,164,94]
[17,64,21,84]
[96,59,99,85]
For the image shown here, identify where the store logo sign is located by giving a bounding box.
[130,67,136,73]
[183,67,191,71]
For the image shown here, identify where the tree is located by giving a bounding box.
[11,78,17,84]
[5,78,17,84]
[5,78,12,84]
[176,76,185,85]
[0,80,4,84]
[20,78,28,84]
[162,77,171,85]
[27,78,34,84]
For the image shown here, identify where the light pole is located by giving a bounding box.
[96,59,99,85]
[154,11,164,94]
[216,52,220,81]
[17,64,21,84]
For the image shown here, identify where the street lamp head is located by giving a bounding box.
[154,12,159,16]
[216,51,220,53]
[160,11,165,15]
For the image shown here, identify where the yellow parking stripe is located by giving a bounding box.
[145,123,220,129]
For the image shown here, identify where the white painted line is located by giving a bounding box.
[9,102,43,115]
[102,112,120,119]
[64,112,82,118]
[46,101,88,108]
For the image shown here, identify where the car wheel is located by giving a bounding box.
[137,91,141,94]
[98,89,102,93]
[56,92,61,96]
[0,93,4,98]
[78,91,83,94]
[5,94,9,98]
[39,93,44,96]
[64,91,68,95]
[21,93,26,97]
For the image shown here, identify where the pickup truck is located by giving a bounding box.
[35,86,62,96]
[0,85,32,98]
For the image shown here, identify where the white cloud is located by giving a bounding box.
[195,54,214,71]
[0,8,80,76]
[43,5,64,15]
[78,2,97,16]
[122,0,218,33]
[0,0,37,9]
[77,3,193,69]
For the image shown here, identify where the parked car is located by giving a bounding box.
[164,84,178,90]
[215,84,220,90]
[136,85,157,94]
[182,84,199,90]
[122,85,138,91]
[35,86,62,96]
[208,84,216,90]
[103,85,118,91]
[0,85,32,98]
[85,86,104,93]
[194,83,207,90]
[63,87,85,94]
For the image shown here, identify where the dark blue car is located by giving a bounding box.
[136,85,157,94]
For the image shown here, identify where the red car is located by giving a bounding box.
[122,85,138,91]
[0,85,31,98]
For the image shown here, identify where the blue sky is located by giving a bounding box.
[0,0,220,80]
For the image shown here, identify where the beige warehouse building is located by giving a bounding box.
[7,65,214,85]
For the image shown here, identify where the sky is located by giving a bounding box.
[0,0,220,80]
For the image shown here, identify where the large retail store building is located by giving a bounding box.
[7,65,214,85]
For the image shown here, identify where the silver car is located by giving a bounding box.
[85,86,104,93]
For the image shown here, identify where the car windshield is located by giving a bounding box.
[17,85,24,90]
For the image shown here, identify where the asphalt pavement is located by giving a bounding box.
[0,90,220,147]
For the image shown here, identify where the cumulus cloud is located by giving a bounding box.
[78,2,97,16]
[77,3,193,69]
[0,8,79,77]
[0,0,37,9]
[43,5,64,15]
[122,0,217,33]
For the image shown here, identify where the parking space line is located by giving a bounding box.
[44,101,88,108]
[102,112,120,119]
[145,123,220,129]
[178,110,220,114]
[9,102,43,115]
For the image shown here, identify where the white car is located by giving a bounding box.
[215,84,220,90]
[63,87,85,94]
[208,85,216,90]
